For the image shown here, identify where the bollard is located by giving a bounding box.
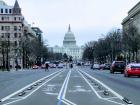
[18,91,26,96]
[123,97,133,104]
[103,90,109,96]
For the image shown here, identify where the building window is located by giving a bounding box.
[5,9,8,13]
[1,17,4,21]
[1,33,4,38]
[1,26,4,30]
[5,26,10,31]
[14,26,17,31]
[1,9,3,13]
[6,33,10,38]
[9,9,12,13]
[19,33,21,38]
[5,17,9,21]
[19,17,20,20]
[14,17,16,21]
[14,33,17,38]
[14,41,17,46]
[19,41,21,45]
[19,26,22,31]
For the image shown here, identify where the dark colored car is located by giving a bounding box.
[110,61,125,74]
[124,63,140,77]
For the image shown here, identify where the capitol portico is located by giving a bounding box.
[52,25,83,60]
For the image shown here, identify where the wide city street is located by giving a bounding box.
[0,67,139,105]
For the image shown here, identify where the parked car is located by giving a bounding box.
[99,64,105,70]
[110,61,125,74]
[41,64,46,69]
[57,63,64,68]
[92,64,100,70]
[124,63,140,77]
[104,63,111,70]
[32,65,38,69]
[49,63,56,68]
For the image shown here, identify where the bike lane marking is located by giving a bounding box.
[78,69,133,105]
[57,70,76,105]
[2,70,64,105]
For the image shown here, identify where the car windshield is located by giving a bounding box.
[131,66,140,69]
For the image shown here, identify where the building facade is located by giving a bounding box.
[122,1,140,62]
[52,25,83,60]
[0,0,37,69]
[122,1,140,31]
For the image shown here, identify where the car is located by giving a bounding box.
[49,63,56,68]
[124,63,140,77]
[92,64,100,70]
[99,64,105,70]
[104,63,111,70]
[110,61,125,74]
[32,65,38,69]
[41,64,46,69]
[84,63,90,66]
[57,63,64,68]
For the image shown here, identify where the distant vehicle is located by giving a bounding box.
[41,64,46,69]
[84,63,90,66]
[124,63,140,77]
[49,63,56,68]
[110,61,125,74]
[92,64,100,70]
[104,63,111,70]
[99,64,105,70]
[32,65,38,69]
[57,63,64,68]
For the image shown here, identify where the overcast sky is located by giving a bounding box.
[5,0,140,46]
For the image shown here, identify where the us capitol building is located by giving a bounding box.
[50,25,83,60]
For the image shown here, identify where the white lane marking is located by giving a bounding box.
[8,97,23,100]
[77,70,125,105]
[68,89,91,93]
[23,71,63,99]
[44,92,58,95]
[57,70,77,105]
[105,97,118,99]
[96,90,105,92]
[1,70,61,102]
[64,98,76,105]
[57,70,71,105]
[80,70,124,100]
[61,100,71,105]
[57,71,69,99]
[62,70,71,98]
[3,70,64,105]
[62,71,77,105]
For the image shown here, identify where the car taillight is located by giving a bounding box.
[127,68,131,71]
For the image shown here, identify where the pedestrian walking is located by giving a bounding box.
[45,63,49,72]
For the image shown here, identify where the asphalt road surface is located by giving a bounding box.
[0,67,140,105]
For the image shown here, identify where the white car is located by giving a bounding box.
[57,63,64,68]
[92,64,100,70]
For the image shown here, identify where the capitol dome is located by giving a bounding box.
[63,24,76,47]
